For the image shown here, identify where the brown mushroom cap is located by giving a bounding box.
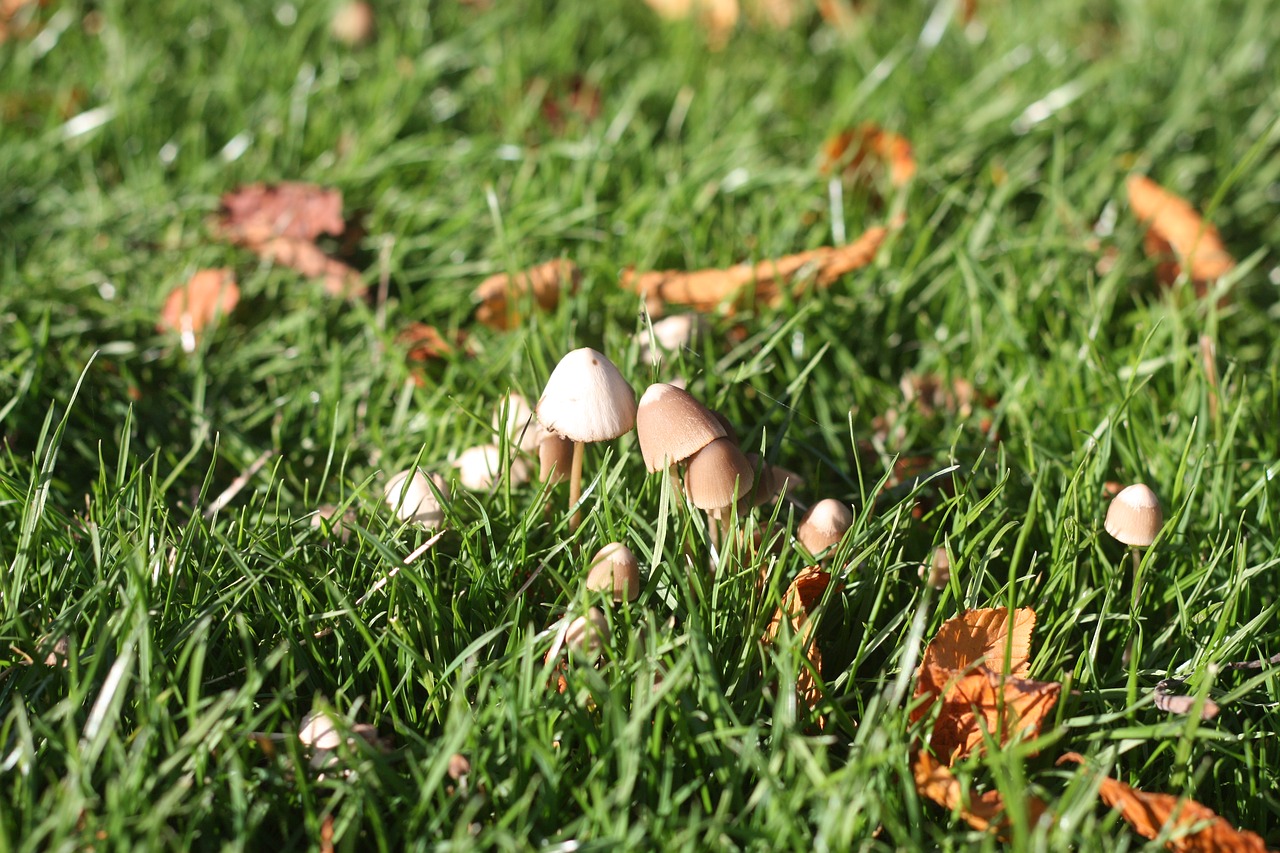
[797,499,853,554]
[684,437,755,511]
[1104,483,1163,547]
[585,542,641,602]
[636,383,727,473]
[565,607,610,657]
[538,429,575,483]
[536,347,636,443]
[747,453,805,506]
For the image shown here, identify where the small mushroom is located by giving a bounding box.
[796,499,853,557]
[585,542,641,602]
[564,607,610,658]
[330,0,375,45]
[493,392,540,454]
[298,710,343,751]
[455,444,532,491]
[383,468,450,527]
[920,546,950,589]
[636,383,727,473]
[747,453,805,507]
[636,314,702,365]
[536,348,637,532]
[538,428,575,484]
[1104,482,1163,598]
[684,437,755,548]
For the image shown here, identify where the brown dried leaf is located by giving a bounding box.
[157,269,240,348]
[1127,175,1236,284]
[914,750,1048,833]
[397,323,465,362]
[0,0,45,43]
[918,607,1036,681]
[213,182,346,246]
[916,664,1060,764]
[1058,753,1268,852]
[256,237,366,298]
[1152,679,1220,721]
[763,567,838,721]
[474,259,580,330]
[821,124,917,187]
[622,225,886,314]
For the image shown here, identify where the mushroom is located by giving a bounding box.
[538,428,575,484]
[536,348,637,532]
[298,710,343,751]
[493,392,540,454]
[330,1,375,46]
[383,468,450,528]
[747,453,805,508]
[585,542,641,602]
[919,546,950,589]
[796,499,853,558]
[636,314,703,365]
[1104,482,1163,597]
[684,437,755,547]
[636,383,727,474]
[564,607,611,658]
[455,444,532,491]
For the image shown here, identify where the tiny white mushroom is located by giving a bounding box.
[383,468,450,527]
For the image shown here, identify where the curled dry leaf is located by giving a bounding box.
[1152,678,1220,720]
[257,236,364,298]
[821,124,917,187]
[914,751,1048,834]
[474,259,580,330]
[214,182,346,245]
[157,269,240,352]
[763,567,838,722]
[1057,753,1267,852]
[622,225,886,314]
[917,607,1036,681]
[1126,175,1236,287]
[397,323,465,362]
[915,663,1060,764]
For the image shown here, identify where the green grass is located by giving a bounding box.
[2,0,1279,849]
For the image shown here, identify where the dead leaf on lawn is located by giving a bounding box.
[1152,679,1220,721]
[621,225,886,314]
[474,259,580,330]
[821,124,917,187]
[763,567,838,723]
[397,323,466,362]
[1057,753,1268,852]
[539,76,603,133]
[914,750,1048,833]
[0,0,45,43]
[916,663,1060,764]
[157,269,240,352]
[917,607,1036,682]
[256,237,364,298]
[1126,175,1236,289]
[644,0,740,47]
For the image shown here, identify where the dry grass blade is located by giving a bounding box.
[1058,753,1268,852]
[474,259,580,330]
[1126,175,1236,284]
[621,225,886,313]
[1152,679,1220,720]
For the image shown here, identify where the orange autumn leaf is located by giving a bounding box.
[1127,175,1236,284]
[474,259,581,330]
[1058,754,1269,852]
[914,750,1048,833]
[396,323,463,362]
[763,567,838,720]
[213,182,346,246]
[255,237,365,298]
[157,269,240,351]
[917,607,1036,685]
[916,663,1060,764]
[622,225,886,314]
[821,124,917,187]
[0,0,45,43]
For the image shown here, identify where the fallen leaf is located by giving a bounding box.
[1127,175,1236,287]
[916,663,1060,763]
[821,124,917,187]
[213,182,346,246]
[918,607,1036,681]
[157,269,240,351]
[621,225,886,314]
[0,0,45,43]
[474,259,580,330]
[914,750,1048,833]
[644,0,740,47]
[1058,753,1268,852]
[539,76,603,133]
[1152,679,1220,721]
[397,323,465,362]
[257,237,365,297]
[763,567,838,721]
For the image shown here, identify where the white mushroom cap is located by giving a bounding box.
[383,468,450,527]
[637,314,702,365]
[536,348,636,443]
[565,607,610,657]
[684,437,755,511]
[797,499,853,555]
[585,542,641,602]
[298,710,343,751]
[1104,483,1163,547]
[636,383,727,473]
[455,444,532,491]
[493,392,540,454]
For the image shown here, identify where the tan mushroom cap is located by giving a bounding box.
[747,453,805,506]
[636,383,728,472]
[536,347,636,443]
[383,468,450,527]
[585,542,641,602]
[797,499,853,555]
[565,607,610,657]
[684,437,755,511]
[1104,483,1163,547]
[538,429,575,483]
[455,444,532,491]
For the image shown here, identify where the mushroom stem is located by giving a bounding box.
[1130,546,1144,606]
[568,440,585,532]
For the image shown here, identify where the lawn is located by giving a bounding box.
[2,0,1279,850]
